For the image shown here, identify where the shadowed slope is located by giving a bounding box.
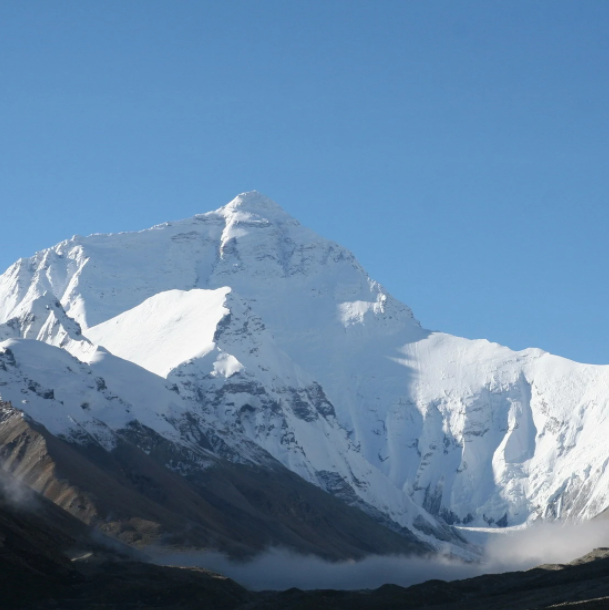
[0,405,428,559]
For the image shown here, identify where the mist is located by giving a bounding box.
[483,519,609,570]
[0,468,38,511]
[153,520,609,591]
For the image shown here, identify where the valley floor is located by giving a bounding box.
[7,547,609,610]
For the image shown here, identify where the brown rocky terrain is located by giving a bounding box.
[0,405,426,559]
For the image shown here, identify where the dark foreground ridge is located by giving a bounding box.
[22,550,609,610]
[2,470,609,610]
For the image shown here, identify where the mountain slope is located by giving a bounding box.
[0,469,254,610]
[84,288,451,545]
[4,471,609,610]
[0,340,429,558]
[2,191,609,539]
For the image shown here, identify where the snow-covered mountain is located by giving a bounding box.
[2,191,609,549]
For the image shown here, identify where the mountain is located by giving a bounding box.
[2,191,609,551]
[4,467,609,610]
[0,347,427,559]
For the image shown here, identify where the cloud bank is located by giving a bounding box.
[153,520,609,591]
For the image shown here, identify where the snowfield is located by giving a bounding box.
[2,191,609,552]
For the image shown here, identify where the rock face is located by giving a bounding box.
[2,191,609,549]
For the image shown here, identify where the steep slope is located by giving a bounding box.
[0,468,145,607]
[85,288,450,545]
[0,340,429,558]
[0,468,90,606]
[2,191,609,536]
[0,291,94,357]
[0,469,252,610]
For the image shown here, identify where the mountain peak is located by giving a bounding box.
[227,190,278,209]
[212,191,297,224]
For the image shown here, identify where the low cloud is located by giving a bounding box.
[483,519,609,570]
[152,520,609,591]
[0,468,38,511]
[153,547,478,590]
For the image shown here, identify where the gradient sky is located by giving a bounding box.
[1,1,608,363]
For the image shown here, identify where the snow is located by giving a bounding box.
[82,286,448,547]
[0,338,186,442]
[212,352,244,378]
[86,287,230,377]
[2,190,609,550]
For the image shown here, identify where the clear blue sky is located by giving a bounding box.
[1,1,608,363]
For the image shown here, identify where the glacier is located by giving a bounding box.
[2,191,609,550]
